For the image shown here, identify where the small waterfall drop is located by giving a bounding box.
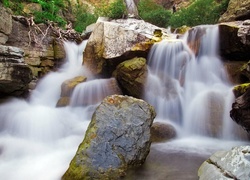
[0,41,116,180]
[145,25,247,139]
[0,26,248,180]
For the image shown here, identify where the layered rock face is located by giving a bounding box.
[6,16,66,77]
[0,5,12,44]
[198,146,250,180]
[62,95,156,180]
[0,45,32,97]
[219,0,250,22]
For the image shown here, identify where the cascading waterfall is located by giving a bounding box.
[0,41,118,180]
[0,25,248,180]
[145,25,247,140]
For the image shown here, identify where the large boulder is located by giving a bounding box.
[113,57,148,98]
[219,0,250,22]
[0,45,32,97]
[62,95,156,179]
[198,146,250,180]
[219,20,250,60]
[230,86,250,132]
[83,18,166,76]
[0,4,12,44]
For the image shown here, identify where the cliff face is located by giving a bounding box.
[219,0,250,22]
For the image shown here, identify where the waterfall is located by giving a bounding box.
[0,26,248,180]
[0,41,115,180]
[145,25,247,139]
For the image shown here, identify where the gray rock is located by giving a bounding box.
[62,95,156,179]
[0,45,32,97]
[0,4,12,44]
[198,146,250,180]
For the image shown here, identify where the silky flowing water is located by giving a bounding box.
[0,26,248,180]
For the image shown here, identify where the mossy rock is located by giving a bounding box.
[233,83,250,98]
[113,57,148,98]
[62,95,156,180]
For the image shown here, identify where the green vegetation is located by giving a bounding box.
[2,0,230,32]
[96,0,126,19]
[168,0,230,28]
[138,0,171,27]
[73,4,97,33]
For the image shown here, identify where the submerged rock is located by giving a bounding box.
[150,122,177,142]
[62,95,156,179]
[198,146,250,180]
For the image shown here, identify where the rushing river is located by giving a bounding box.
[0,25,248,180]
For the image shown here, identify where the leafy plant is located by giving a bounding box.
[168,0,230,28]
[138,0,171,27]
[96,0,126,19]
[73,4,97,33]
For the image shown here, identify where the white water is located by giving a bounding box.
[145,25,249,152]
[0,41,117,180]
[0,26,249,180]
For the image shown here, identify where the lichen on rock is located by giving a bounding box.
[62,95,156,180]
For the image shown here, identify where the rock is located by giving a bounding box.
[223,61,247,84]
[232,83,250,98]
[219,0,250,22]
[56,97,70,107]
[6,16,67,77]
[23,3,42,15]
[150,122,176,142]
[113,57,148,98]
[219,21,250,60]
[62,95,156,179]
[230,87,250,132]
[0,45,32,97]
[198,146,250,180]
[56,76,87,107]
[0,4,12,44]
[83,18,166,76]
[61,76,87,97]
[70,78,123,107]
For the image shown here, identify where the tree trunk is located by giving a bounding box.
[124,0,139,18]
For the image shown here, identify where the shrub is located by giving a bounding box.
[138,0,171,27]
[96,0,126,19]
[73,5,97,33]
[168,0,230,28]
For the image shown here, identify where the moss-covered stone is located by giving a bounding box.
[113,57,148,98]
[60,76,87,97]
[62,95,156,180]
[233,83,250,98]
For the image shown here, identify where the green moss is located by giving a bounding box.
[233,83,250,94]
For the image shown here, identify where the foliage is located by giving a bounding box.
[96,0,126,19]
[73,4,97,33]
[168,0,230,28]
[2,0,24,15]
[31,0,66,26]
[138,0,171,27]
